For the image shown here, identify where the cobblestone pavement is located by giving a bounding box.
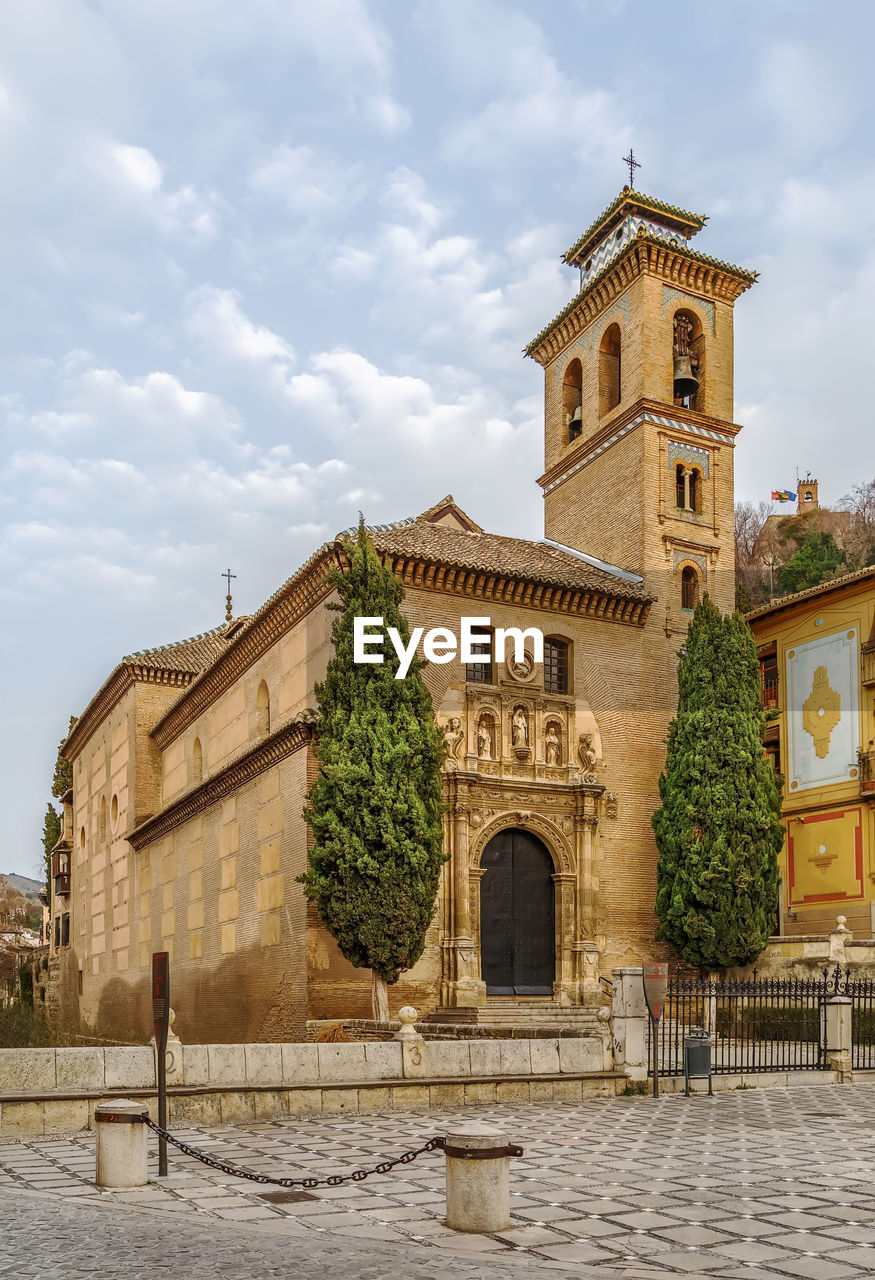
[3,1084,875,1279]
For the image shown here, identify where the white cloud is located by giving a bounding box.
[187,287,296,370]
[249,145,362,214]
[112,143,163,194]
[104,139,221,239]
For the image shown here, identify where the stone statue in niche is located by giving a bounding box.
[578,732,599,781]
[545,722,562,766]
[511,706,529,748]
[443,716,463,760]
[477,717,494,760]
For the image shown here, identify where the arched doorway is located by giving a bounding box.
[480,829,555,996]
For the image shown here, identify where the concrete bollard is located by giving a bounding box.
[444,1124,521,1233]
[95,1100,149,1188]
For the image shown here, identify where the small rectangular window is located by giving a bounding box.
[466,630,493,684]
[544,639,569,694]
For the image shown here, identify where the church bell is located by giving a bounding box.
[672,354,699,399]
[568,404,582,437]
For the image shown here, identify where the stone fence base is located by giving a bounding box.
[0,1036,615,1136]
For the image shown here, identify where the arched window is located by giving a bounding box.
[672,310,703,411]
[192,738,203,785]
[681,566,699,611]
[562,358,583,442]
[256,681,271,736]
[599,324,621,416]
[466,626,494,685]
[675,464,702,513]
[98,796,107,844]
[544,638,570,694]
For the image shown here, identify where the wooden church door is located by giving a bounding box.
[480,829,555,996]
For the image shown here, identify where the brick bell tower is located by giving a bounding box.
[527,187,757,626]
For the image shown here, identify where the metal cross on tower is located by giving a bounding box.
[622,149,641,189]
[222,568,236,623]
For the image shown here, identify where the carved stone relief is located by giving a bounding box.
[507,651,537,683]
[442,716,464,767]
[578,732,599,782]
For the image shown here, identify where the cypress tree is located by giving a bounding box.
[653,596,784,971]
[301,519,446,1020]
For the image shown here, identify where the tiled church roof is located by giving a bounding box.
[123,622,237,673]
[364,502,650,602]
[74,495,653,756]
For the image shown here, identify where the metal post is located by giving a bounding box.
[652,1014,660,1098]
[152,952,170,1177]
[642,963,668,1100]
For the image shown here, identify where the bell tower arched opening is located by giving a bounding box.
[599,323,621,417]
[672,309,703,411]
[562,357,583,442]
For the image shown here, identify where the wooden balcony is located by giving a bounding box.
[761,670,779,709]
[863,644,875,687]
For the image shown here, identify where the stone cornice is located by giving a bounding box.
[64,665,198,762]
[526,234,756,366]
[128,717,315,850]
[379,552,651,628]
[538,399,739,498]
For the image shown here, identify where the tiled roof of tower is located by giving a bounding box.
[525,231,758,358]
[562,188,707,266]
[123,622,236,672]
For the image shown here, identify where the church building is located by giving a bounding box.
[51,188,757,1041]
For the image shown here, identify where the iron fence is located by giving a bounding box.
[649,972,829,1076]
[848,973,875,1070]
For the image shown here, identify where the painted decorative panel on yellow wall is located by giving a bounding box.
[786,630,859,793]
[787,807,864,905]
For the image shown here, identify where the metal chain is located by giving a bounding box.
[142,1116,446,1188]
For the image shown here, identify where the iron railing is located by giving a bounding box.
[761,669,780,708]
[848,972,875,1070]
[649,972,828,1076]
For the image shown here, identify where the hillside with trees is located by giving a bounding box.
[735,479,875,611]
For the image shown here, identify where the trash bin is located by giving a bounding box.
[684,1027,713,1096]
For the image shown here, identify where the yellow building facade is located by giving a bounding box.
[748,567,875,936]
[52,188,761,1041]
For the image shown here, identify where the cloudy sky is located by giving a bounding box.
[3,0,873,875]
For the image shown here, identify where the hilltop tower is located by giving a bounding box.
[527,188,757,625]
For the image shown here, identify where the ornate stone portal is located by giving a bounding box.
[439,686,609,1009]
